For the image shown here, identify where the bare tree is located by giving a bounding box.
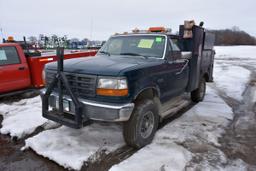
[209,27,256,45]
[28,36,37,44]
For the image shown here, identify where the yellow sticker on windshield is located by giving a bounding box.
[138,39,154,48]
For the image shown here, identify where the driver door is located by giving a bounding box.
[170,38,189,94]
[165,38,189,99]
[0,46,31,94]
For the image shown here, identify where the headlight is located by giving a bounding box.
[97,77,128,96]
[98,78,127,89]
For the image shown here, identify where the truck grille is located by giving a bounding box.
[46,71,97,98]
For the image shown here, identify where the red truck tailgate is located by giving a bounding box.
[27,50,97,88]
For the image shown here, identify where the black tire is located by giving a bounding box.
[191,77,206,102]
[123,99,159,149]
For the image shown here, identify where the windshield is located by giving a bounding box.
[98,35,166,58]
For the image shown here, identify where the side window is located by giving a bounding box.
[0,46,20,66]
[167,41,172,53]
[165,40,173,60]
[170,39,180,51]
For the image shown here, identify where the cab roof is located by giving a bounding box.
[112,32,179,39]
[112,27,179,38]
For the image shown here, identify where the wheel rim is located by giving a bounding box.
[140,111,155,139]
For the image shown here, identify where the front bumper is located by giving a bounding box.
[41,89,134,122]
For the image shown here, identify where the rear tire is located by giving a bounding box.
[191,77,206,102]
[123,99,159,149]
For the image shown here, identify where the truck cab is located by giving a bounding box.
[0,38,97,97]
[0,43,31,94]
[42,23,215,148]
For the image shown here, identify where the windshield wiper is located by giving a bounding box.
[119,53,148,59]
[99,51,110,56]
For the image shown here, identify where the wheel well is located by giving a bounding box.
[134,88,158,102]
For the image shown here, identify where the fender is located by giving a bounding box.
[133,85,161,100]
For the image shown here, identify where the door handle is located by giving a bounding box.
[18,67,25,70]
[175,59,189,75]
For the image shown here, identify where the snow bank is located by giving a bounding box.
[110,87,233,171]
[23,123,125,170]
[215,46,256,59]
[0,96,50,139]
[213,65,250,101]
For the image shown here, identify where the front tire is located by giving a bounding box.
[123,99,159,149]
[191,77,206,102]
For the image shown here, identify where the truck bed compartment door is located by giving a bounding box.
[0,46,31,93]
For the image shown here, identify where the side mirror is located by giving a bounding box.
[171,51,182,61]
[181,52,192,59]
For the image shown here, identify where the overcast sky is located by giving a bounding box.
[0,0,255,41]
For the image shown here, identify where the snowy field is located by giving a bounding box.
[214,46,255,100]
[215,46,256,60]
[0,46,255,170]
[213,65,250,101]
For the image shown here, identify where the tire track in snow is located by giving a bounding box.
[211,56,256,169]
[217,66,256,167]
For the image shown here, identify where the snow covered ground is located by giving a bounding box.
[23,123,124,170]
[0,46,255,170]
[213,46,255,101]
[215,46,256,60]
[0,96,55,139]
[213,65,250,101]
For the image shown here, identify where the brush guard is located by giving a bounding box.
[42,47,90,129]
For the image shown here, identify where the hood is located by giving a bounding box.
[45,54,158,76]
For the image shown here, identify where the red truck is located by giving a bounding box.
[0,41,97,97]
